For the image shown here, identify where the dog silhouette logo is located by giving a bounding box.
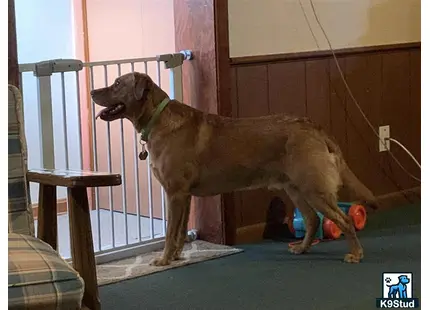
[385,274,410,298]
[376,272,419,308]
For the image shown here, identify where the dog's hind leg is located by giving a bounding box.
[150,192,191,266]
[306,192,363,263]
[284,184,319,254]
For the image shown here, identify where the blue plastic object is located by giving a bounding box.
[292,202,353,239]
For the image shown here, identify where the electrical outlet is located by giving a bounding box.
[379,125,390,152]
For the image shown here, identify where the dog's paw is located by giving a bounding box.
[289,244,307,255]
[343,253,361,263]
[173,254,185,261]
[149,257,171,267]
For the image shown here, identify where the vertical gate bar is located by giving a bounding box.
[60,72,70,243]
[60,72,70,170]
[144,61,154,239]
[74,70,85,258]
[131,62,142,242]
[103,65,115,248]
[89,66,102,252]
[117,63,128,245]
[169,66,184,102]
[156,61,167,236]
[74,71,84,170]
[36,76,55,169]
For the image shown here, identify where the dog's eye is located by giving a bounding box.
[114,80,120,87]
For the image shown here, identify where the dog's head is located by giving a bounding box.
[90,72,156,123]
[398,275,410,285]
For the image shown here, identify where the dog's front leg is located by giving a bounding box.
[173,197,191,261]
[150,192,191,266]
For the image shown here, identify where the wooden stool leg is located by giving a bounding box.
[37,184,57,249]
[67,187,100,310]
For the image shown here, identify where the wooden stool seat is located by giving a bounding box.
[27,168,121,188]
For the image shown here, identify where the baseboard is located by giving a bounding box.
[32,198,68,219]
[97,208,164,221]
[234,187,421,245]
[235,222,267,244]
[375,187,421,210]
[33,200,165,221]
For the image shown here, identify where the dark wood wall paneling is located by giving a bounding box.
[230,43,421,233]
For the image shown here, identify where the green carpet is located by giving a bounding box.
[100,204,421,310]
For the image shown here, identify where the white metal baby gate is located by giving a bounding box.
[19,50,192,263]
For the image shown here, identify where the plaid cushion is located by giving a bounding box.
[8,233,84,309]
[8,85,34,235]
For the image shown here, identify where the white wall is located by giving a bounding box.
[82,0,175,215]
[228,0,421,57]
[15,0,81,203]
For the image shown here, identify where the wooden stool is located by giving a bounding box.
[28,168,122,310]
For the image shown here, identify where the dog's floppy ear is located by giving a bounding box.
[133,72,148,101]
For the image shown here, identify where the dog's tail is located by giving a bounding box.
[323,136,379,211]
[340,164,379,211]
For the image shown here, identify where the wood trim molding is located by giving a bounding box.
[235,222,267,245]
[80,0,94,173]
[230,42,421,66]
[214,1,237,246]
[33,198,168,221]
[32,199,68,219]
[72,0,96,210]
[173,0,233,245]
[376,187,421,210]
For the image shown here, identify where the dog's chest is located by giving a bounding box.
[146,152,187,188]
[148,161,164,184]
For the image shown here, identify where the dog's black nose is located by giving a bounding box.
[90,90,95,96]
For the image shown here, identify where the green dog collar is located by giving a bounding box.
[140,97,171,142]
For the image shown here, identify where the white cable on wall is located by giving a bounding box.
[388,138,421,169]
[298,0,421,183]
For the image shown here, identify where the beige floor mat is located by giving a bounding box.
[97,240,243,286]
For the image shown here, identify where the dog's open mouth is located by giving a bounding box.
[95,103,126,121]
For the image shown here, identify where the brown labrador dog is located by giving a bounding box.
[91,72,378,266]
